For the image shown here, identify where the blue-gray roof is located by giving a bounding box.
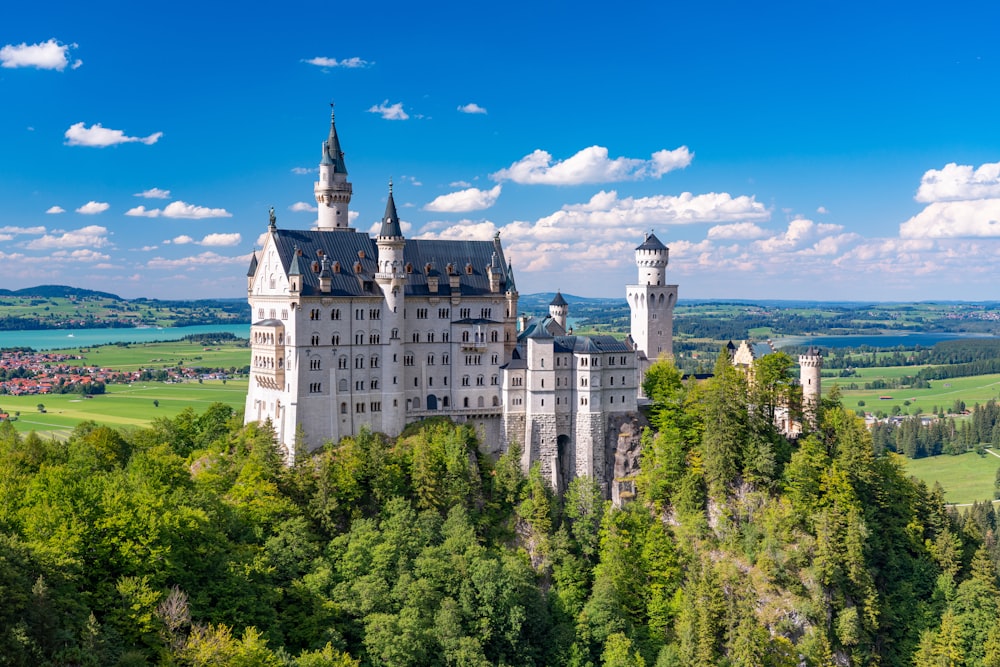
[269,229,513,298]
[322,110,348,174]
[636,233,666,251]
[554,335,632,354]
[378,186,403,238]
[550,291,567,307]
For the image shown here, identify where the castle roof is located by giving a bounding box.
[636,232,666,251]
[268,229,514,298]
[246,252,258,277]
[550,291,568,307]
[554,335,632,354]
[322,107,348,174]
[378,182,403,238]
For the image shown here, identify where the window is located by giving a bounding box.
[442,332,450,343]
[370,308,381,320]
[439,308,450,319]
[476,375,484,386]
[310,358,321,370]
[428,377,433,386]
[369,333,380,344]
[427,332,435,343]
[427,354,435,365]
[258,308,264,319]
[416,308,428,319]
[331,333,340,345]
[309,382,322,393]
[281,309,288,320]
[491,353,498,364]
[491,330,498,342]
[481,308,492,319]
[355,356,364,369]
[331,309,341,320]
[462,375,470,387]
[391,328,399,340]
[355,380,364,390]
[338,356,348,369]
[355,402,365,413]
[355,308,364,320]
[311,334,320,346]
[371,355,379,368]
[491,375,498,385]
[462,331,470,343]
[414,377,419,387]
[310,308,320,320]
[340,402,347,414]
[412,333,420,343]
[404,354,414,366]
[460,307,471,319]
[371,379,379,390]
[355,333,364,345]
[442,354,450,365]
[371,402,381,412]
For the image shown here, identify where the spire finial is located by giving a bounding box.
[330,101,335,120]
[268,206,276,230]
[389,178,393,195]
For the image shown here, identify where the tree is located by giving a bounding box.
[153,399,159,408]
[37,403,45,413]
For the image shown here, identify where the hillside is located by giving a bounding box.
[0,285,250,330]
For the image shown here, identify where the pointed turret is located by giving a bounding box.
[315,105,354,231]
[288,246,303,293]
[378,180,403,238]
[549,290,568,332]
[506,260,517,293]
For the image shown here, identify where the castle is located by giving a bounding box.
[244,109,676,492]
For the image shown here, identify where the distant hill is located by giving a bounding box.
[0,285,123,300]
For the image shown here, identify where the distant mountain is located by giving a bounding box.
[0,285,123,300]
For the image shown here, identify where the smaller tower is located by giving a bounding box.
[375,181,406,435]
[626,232,677,369]
[504,259,519,361]
[314,105,354,231]
[799,346,822,427]
[549,291,568,332]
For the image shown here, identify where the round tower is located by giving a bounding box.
[375,182,406,434]
[799,346,822,425]
[549,291,568,332]
[315,105,353,231]
[635,232,669,286]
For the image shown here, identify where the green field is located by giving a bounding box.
[0,378,248,438]
[832,367,1000,415]
[57,339,250,371]
[902,450,1000,505]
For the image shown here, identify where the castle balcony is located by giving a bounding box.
[407,405,502,419]
[460,341,487,352]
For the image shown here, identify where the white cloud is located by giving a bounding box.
[425,185,502,213]
[139,245,158,251]
[134,187,171,199]
[75,201,110,215]
[817,206,829,214]
[291,167,316,175]
[0,235,12,242]
[171,235,195,245]
[900,199,1000,238]
[290,201,318,213]
[26,225,109,249]
[450,180,472,188]
[45,206,65,214]
[368,100,409,120]
[65,122,162,147]
[147,251,239,270]
[0,225,45,235]
[915,162,1000,203]
[0,39,80,71]
[51,249,109,262]
[200,233,241,247]
[493,145,692,185]
[302,56,370,68]
[458,103,487,114]
[707,222,769,240]
[126,200,232,219]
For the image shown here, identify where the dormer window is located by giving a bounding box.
[332,261,341,273]
[446,263,454,275]
[353,261,362,273]
[465,263,473,275]
[357,250,366,259]
[311,261,320,273]
[425,263,432,274]
[405,262,413,273]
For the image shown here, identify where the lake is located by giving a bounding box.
[772,332,999,349]
[0,324,250,351]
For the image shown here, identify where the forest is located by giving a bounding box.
[1,352,999,666]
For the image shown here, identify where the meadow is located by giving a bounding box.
[58,338,250,372]
[902,450,1000,505]
[832,366,1000,415]
[0,379,249,438]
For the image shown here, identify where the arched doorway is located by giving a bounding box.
[427,395,438,411]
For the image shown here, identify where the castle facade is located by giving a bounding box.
[244,110,677,492]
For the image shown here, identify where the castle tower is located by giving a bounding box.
[626,232,677,372]
[314,105,353,231]
[504,259,519,361]
[799,346,822,426]
[375,181,407,434]
[549,291,568,332]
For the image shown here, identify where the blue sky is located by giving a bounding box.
[4,1,1000,302]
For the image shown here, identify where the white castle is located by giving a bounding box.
[245,109,677,492]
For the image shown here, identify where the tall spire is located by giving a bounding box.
[378,179,403,238]
[321,103,348,174]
